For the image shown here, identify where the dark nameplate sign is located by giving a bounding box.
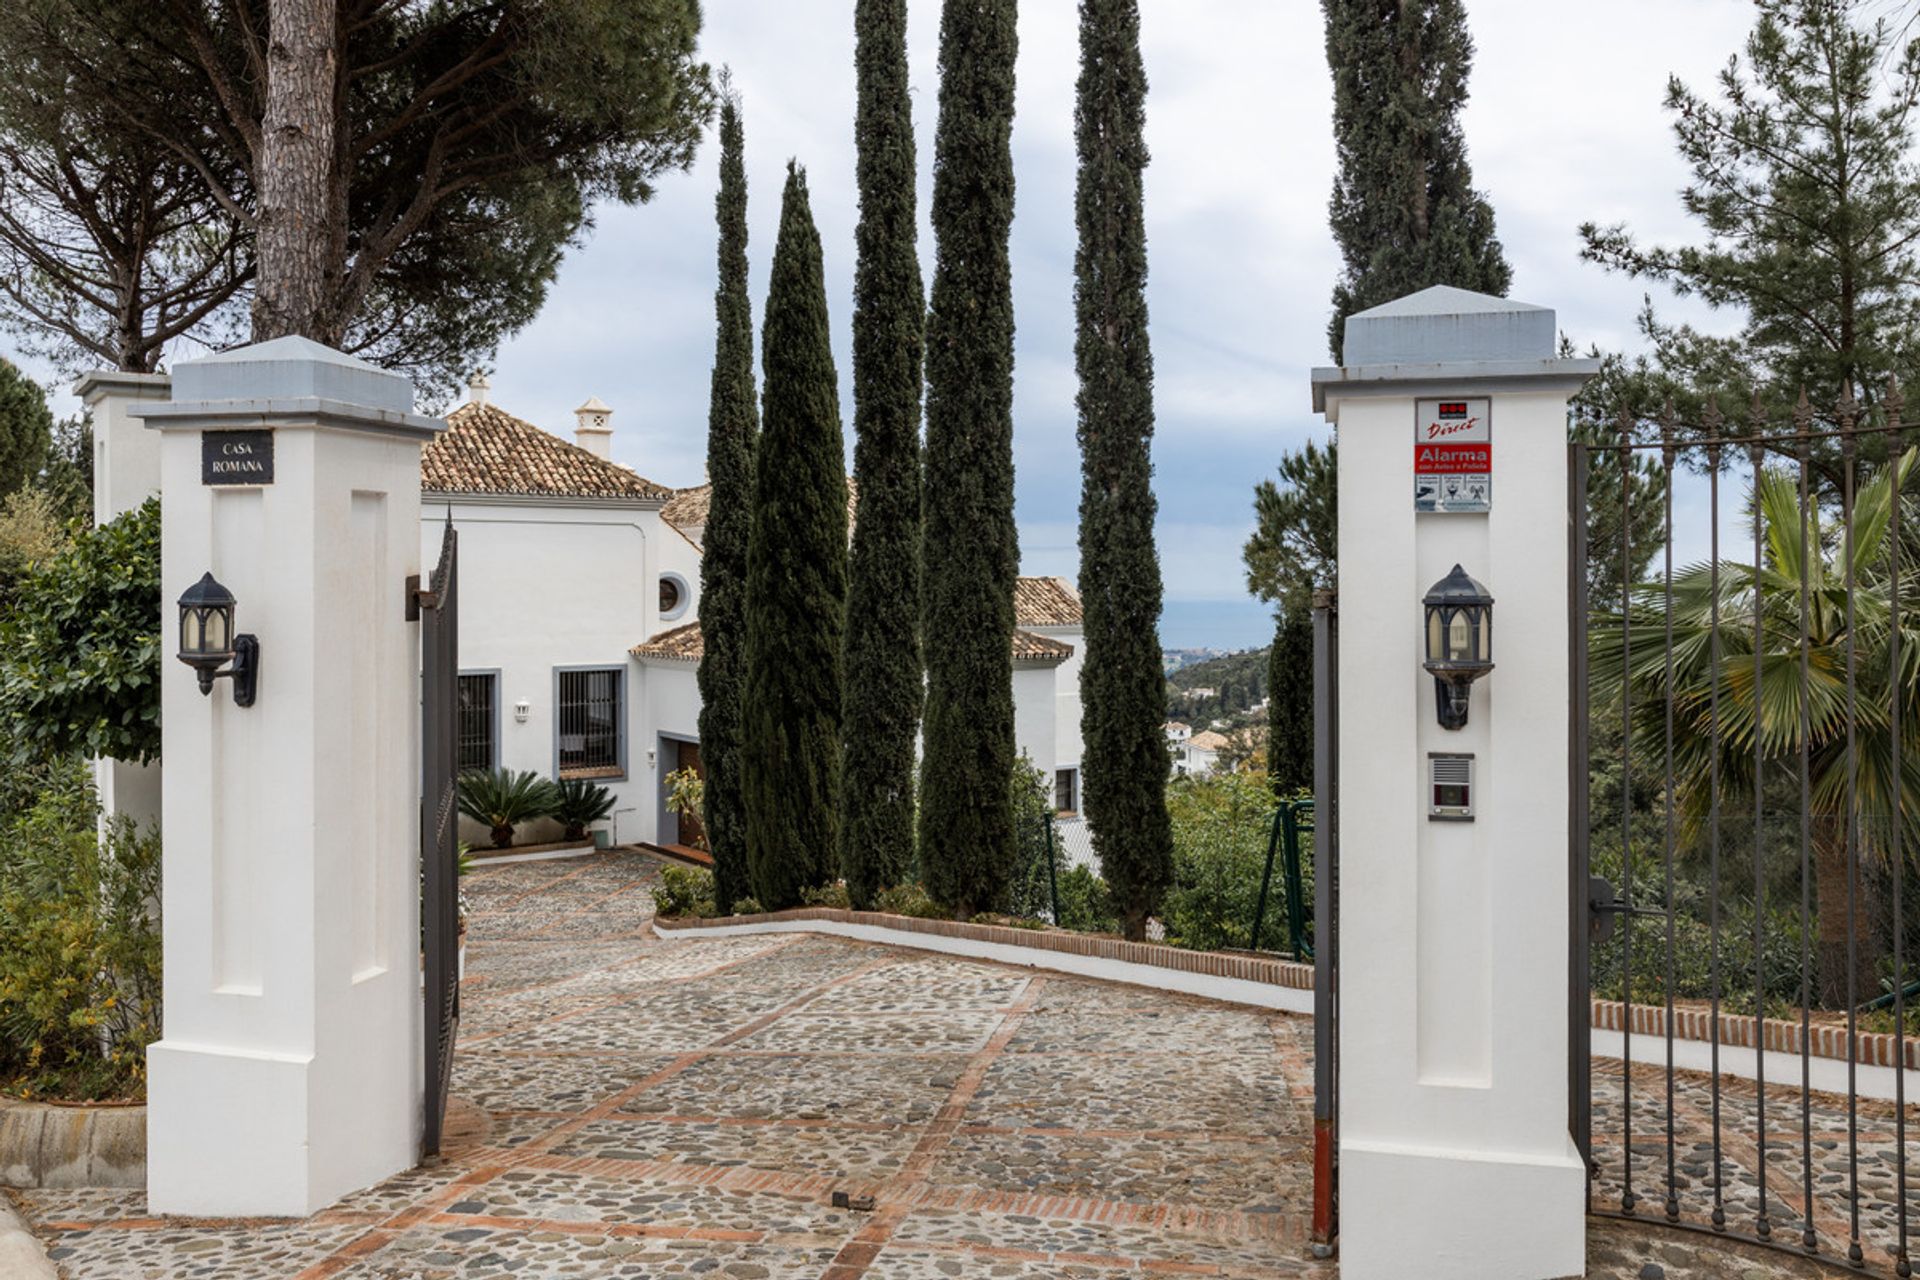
[202,430,274,486]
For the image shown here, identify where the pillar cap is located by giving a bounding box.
[1311,287,1599,417]
[72,369,172,404]
[130,337,443,439]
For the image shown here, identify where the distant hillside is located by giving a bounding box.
[1166,646,1269,725]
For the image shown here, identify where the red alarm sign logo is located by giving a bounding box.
[1414,398,1491,513]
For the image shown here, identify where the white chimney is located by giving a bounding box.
[468,369,490,406]
[574,396,613,459]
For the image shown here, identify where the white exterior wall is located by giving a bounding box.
[76,371,172,839]
[640,660,702,844]
[1012,664,1061,780]
[1030,624,1084,779]
[1330,377,1587,1278]
[425,497,668,847]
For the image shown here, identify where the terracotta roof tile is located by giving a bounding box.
[1011,628,1073,664]
[423,402,672,502]
[630,622,704,662]
[667,477,860,536]
[1015,576,1082,627]
[662,484,711,529]
[1188,730,1231,752]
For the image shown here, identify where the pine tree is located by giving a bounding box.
[742,164,848,911]
[842,0,926,910]
[1322,0,1511,362]
[696,91,756,915]
[920,0,1020,918]
[1074,0,1171,942]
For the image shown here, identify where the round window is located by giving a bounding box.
[659,574,690,620]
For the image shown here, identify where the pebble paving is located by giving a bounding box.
[4,848,1902,1278]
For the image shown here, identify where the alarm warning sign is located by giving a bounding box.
[1414,398,1490,513]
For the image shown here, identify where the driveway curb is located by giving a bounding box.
[0,1191,59,1280]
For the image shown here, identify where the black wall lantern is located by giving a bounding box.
[177,572,259,707]
[1423,564,1493,730]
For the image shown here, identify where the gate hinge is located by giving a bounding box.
[406,574,437,622]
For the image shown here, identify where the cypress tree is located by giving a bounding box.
[696,91,756,915]
[920,0,1020,918]
[1322,0,1511,362]
[1074,0,1171,942]
[1267,604,1314,795]
[0,358,51,497]
[841,0,926,910]
[742,164,848,910]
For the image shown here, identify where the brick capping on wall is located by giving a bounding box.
[1590,996,1920,1072]
[652,907,1316,991]
[655,908,1920,1074]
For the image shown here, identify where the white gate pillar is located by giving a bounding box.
[1314,286,1600,1280]
[134,338,443,1217]
[75,369,172,838]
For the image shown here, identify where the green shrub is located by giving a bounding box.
[456,768,556,848]
[874,881,948,919]
[801,881,852,909]
[0,498,160,766]
[1161,773,1283,952]
[1054,865,1118,934]
[551,778,615,842]
[732,896,766,915]
[0,776,160,1101]
[652,865,716,919]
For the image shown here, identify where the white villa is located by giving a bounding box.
[422,379,1087,850]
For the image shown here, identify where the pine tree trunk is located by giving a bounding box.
[1813,815,1877,1011]
[252,0,338,343]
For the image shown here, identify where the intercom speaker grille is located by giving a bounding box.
[1432,755,1471,786]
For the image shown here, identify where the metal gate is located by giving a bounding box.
[417,518,460,1158]
[1572,391,1919,1275]
[1311,588,1339,1255]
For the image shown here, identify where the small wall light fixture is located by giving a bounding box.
[176,572,259,706]
[1422,564,1493,730]
[513,698,531,723]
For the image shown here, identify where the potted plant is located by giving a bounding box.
[551,777,616,845]
[456,768,556,849]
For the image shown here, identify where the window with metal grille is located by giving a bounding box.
[1054,768,1078,815]
[456,673,496,773]
[556,667,623,779]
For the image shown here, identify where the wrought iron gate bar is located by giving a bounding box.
[1749,419,1772,1241]
[1844,397,1864,1264]
[1576,392,1920,1277]
[419,519,460,1159]
[1707,403,1726,1233]
[1620,411,1638,1213]
[1797,414,1818,1254]
[1893,377,1912,1277]
[1662,410,1680,1223]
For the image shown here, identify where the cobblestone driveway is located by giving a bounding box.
[3,850,1892,1278]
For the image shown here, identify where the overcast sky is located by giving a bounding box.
[477,0,1759,650]
[22,0,1766,648]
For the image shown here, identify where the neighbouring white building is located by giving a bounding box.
[422,379,1087,851]
[1168,723,1228,777]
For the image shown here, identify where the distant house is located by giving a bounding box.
[1171,727,1230,777]
[425,376,1086,851]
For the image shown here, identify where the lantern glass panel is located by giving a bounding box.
[1477,609,1491,661]
[203,606,230,653]
[1447,610,1471,662]
[1427,609,1444,662]
[180,606,204,654]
